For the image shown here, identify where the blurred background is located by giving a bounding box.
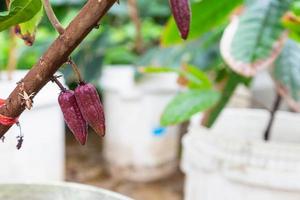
[1,0,300,200]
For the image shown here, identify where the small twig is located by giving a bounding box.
[50,75,66,91]
[67,58,83,83]
[263,94,282,141]
[42,0,65,34]
[127,0,143,53]
[7,28,18,80]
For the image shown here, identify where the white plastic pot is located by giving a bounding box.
[182,108,300,200]
[0,70,65,183]
[100,66,181,182]
[0,182,133,200]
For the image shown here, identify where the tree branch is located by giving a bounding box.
[0,0,117,137]
[127,0,143,53]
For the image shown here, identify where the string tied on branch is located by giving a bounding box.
[0,99,19,126]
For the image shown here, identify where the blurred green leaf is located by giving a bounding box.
[50,0,83,6]
[182,65,212,89]
[19,7,43,36]
[161,89,220,126]
[0,0,42,32]
[138,32,222,71]
[222,0,291,76]
[292,0,300,16]
[141,66,177,73]
[274,39,300,102]
[161,0,242,46]
[282,12,300,42]
[141,65,213,89]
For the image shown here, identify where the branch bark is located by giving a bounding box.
[0,0,117,137]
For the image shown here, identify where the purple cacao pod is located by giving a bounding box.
[58,90,88,145]
[74,83,105,137]
[169,0,191,39]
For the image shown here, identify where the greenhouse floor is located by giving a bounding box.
[66,131,184,200]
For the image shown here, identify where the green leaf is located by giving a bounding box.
[0,0,42,32]
[160,89,220,126]
[140,66,178,73]
[141,65,213,89]
[282,12,300,42]
[292,0,300,16]
[161,0,242,46]
[221,0,291,76]
[273,40,300,107]
[182,65,212,89]
[18,6,43,36]
[16,6,43,45]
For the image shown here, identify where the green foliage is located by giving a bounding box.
[273,39,300,102]
[142,65,220,126]
[19,6,43,36]
[182,65,212,89]
[229,0,290,63]
[282,12,300,42]
[161,90,220,126]
[138,30,223,71]
[142,65,212,89]
[0,0,42,32]
[161,0,242,46]
[292,0,300,15]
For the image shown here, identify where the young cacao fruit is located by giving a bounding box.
[169,0,191,40]
[74,83,105,137]
[58,90,88,145]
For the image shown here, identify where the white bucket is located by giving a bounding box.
[182,108,300,200]
[100,66,181,182]
[0,70,65,183]
[0,182,133,200]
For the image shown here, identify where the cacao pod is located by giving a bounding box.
[75,83,105,137]
[58,90,88,145]
[169,0,191,39]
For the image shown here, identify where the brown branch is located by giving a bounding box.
[42,0,65,34]
[127,0,143,53]
[7,28,18,80]
[0,0,117,137]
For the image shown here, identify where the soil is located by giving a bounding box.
[65,130,184,200]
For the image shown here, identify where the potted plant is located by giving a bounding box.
[140,0,300,199]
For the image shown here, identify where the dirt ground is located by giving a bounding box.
[65,131,184,200]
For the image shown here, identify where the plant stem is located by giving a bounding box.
[67,58,83,83]
[201,72,241,128]
[263,94,281,141]
[7,28,17,80]
[127,0,143,53]
[51,76,66,91]
[42,0,65,34]
[0,0,117,137]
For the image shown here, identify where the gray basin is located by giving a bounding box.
[0,182,133,200]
